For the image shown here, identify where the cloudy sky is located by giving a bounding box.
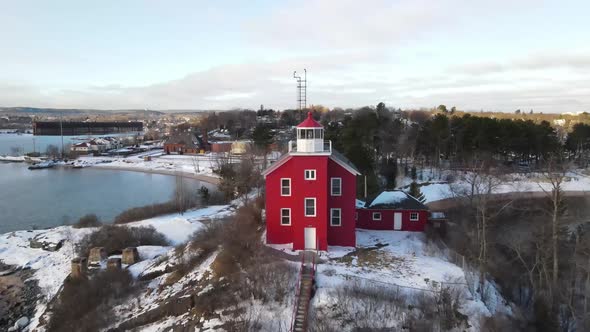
[1,0,589,112]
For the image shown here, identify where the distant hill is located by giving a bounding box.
[0,107,107,115]
[0,107,170,116]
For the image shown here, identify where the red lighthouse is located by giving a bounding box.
[263,112,360,250]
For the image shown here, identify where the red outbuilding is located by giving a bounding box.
[356,191,429,232]
[263,112,361,250]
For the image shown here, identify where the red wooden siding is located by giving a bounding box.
[356,209,429,232]
[326,158,356,247]
[265,155,330,250]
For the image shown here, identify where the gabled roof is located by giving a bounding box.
[296,112,323,128]
[261,153,293,177]
[261,148,361,177]
[330,149,360,175]
[165,132,199,148]
[361,190,428,210]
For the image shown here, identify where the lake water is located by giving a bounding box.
[0,133,134,155]
[0,163,213,233]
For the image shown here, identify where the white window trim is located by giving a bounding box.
[280,208,291,226]
[330,208,342,226]
[410,212,419,221]
[280,178,291,196]
[331,177,342,196]
[372,212,382,221]
[304,198,316,217]
[304,169,316,180]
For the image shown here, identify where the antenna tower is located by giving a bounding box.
[293,69,307,121]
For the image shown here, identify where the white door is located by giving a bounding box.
[394,212,402,230]
[304,227,317,250]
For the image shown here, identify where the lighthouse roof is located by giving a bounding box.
[296,112,323,128]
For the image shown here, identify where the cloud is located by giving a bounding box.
[245,0,445,49]
[0,0,586,113]
[2,52,589,114]
[453,52,590,75]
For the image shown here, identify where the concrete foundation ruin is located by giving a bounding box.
[107,258,122,270]
[70,257,87,279]
[122,247,140,265]
[88,247,107,265]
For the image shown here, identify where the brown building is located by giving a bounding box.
[164,132,209,155]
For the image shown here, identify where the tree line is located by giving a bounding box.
[287,104,590,197]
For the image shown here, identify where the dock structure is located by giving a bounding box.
[33,121,143,136]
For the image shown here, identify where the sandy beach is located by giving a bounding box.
[92,164,220,185]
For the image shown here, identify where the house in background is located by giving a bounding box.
[263,112,360,251]
[164,132,210,155]
[356,190,429,232]
[71,142,92,154]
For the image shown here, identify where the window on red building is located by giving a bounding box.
[372,212,381,221]
[410,212,419,221]
[281,208,291,225]
[330,208,341,226]
[281,178,291,196]
[331,178,342,196]
[305,170,316,180]
[305,198,316,217]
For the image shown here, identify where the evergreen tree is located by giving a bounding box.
[411,166,417,180]
[380,157,397,189]
[251,124,275,167]
[199,186,210,205]
[408,181,426,203]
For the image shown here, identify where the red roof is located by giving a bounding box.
[296,112,323,128]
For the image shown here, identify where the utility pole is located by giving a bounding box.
[60,113,64,159]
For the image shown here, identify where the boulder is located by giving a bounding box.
[15,316,29,329]
[29,234,64,252]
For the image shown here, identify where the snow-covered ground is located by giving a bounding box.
[0,155,26,162]
[312,230,512,331]
[0,203,236,330]
[415,169,590,203]
[73,153,222,178]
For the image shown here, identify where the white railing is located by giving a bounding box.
[288,140,332,153]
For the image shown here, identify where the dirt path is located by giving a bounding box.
[427,191,590,210]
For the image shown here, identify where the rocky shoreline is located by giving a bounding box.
[0,262,39,331]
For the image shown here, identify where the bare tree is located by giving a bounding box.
[173,173,195,214]
[451,163,513,284]
[537,157,570,285]
[46,144,60,159]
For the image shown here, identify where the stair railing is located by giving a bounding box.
[289,252,306,331]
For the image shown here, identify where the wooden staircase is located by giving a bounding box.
[291,251,316,332]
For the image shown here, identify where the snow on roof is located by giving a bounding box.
[431,212,446,219]
[356,199,366,208]
[369,191,408,208]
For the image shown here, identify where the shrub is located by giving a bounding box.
[169,203,264,284]
[114,202,179,224]
[78,225,169,256]
[241,260,297,304]
[73,214,102,229]
[48,269,137,332]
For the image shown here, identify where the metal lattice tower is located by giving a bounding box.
[293,69,307,121]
